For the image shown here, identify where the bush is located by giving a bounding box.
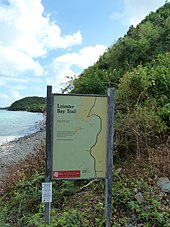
[115,54,170,156]
[115,105,167,156]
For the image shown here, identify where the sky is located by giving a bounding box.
[0,0,168,107]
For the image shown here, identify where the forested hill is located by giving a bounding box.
[68,2,170,94]
[65,2,170,155]
[8,96,45,112]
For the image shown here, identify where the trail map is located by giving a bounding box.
[52,95,107,179]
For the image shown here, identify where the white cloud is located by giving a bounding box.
[0,0,82,79]
[2,77,28,83]
[0,45,44,77]
[0,79,5,86]
[0,92,10,100]
[0,0,82,57]
[0,0,83,106]
[10,89,22,101]
[125,0,166,26]
[110,12,125,20]
[78,45,107,68]
[47,45,107,92]
[12,84,26,90]
[111,0,167,26]
[44,26,82,49]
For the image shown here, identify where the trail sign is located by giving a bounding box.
[52,94,107,179]
[45,86,114,227]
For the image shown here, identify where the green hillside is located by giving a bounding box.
[64,2,170,156]
[67,2,170,94]
[8,96,46,112]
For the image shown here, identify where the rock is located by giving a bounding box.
[129,214,136,222]
[133,188,138,194]
[115,168,122,174]
[134,192,146,204]
[157,177,170,193]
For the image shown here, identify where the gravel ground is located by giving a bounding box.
[0,130,46,190]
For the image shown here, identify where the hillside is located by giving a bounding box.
[8,96,46,113]
[64,2,170,156]
[67,2,170,94]
[0,107,9,110]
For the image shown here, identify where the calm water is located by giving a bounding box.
[0,110,44,145]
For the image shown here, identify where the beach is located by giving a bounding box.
[0,129,46,194]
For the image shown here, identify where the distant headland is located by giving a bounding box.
[1,96,46,113]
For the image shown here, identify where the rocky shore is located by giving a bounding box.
[0,129,46,193]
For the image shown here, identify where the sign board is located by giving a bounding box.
[45,86,114,227]
[42,182,52,203]
[52,94,107,179]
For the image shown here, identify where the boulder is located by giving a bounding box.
[157,177,170,193]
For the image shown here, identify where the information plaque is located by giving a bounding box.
[52,95,107,179]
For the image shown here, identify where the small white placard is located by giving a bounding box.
[42,182,52,203]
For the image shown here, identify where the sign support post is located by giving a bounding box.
[105,88,114,227]
[45,85,53,225]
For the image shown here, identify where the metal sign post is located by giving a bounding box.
[105,88,114,227]
[44,85,52,225]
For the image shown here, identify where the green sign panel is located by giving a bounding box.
[52,94,107,179]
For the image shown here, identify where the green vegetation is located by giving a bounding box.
[0,107,9,110]
[63,2,170,156]
[8,96,46,113]
[1,2,170,226]
[115,53,170,155]
[0,153,170,226]
[66,2,170,94]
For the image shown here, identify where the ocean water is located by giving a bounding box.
[0,110,44,145]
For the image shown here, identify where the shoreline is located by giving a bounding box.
[0,127,45,146]
[0,109,45,146]
[0,129,46,190]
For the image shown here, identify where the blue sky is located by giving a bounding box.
[0,0,167,107]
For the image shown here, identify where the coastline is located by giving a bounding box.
[0,123,45,146]
[0,109,44,146]
[0,129,46,193]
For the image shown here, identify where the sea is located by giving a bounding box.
[0,110,44,145]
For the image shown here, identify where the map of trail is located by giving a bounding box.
[52,95,107,179]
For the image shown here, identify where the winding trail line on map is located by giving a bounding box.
[87,97,102,178]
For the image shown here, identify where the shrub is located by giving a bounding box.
[115,54,170,156]
[115,105,167,156]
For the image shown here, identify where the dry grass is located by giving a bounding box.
[0,140,45,195]
[1,136,170,195]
